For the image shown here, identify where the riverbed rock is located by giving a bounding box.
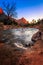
[31,31,43,42]
[0,30,15,44]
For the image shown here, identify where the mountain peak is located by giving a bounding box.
[17,17,29,25]
[21,17,25,19]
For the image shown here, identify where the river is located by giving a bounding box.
[0,28,39,49]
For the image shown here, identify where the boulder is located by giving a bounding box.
[31,31,43,42]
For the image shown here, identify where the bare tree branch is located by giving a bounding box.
[2,1,17,19]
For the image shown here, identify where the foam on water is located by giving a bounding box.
[11,28,39,49]
[1,28,39,49]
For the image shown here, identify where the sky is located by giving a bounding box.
[0,0,43,22]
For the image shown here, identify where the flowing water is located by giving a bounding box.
[1,28,39,49]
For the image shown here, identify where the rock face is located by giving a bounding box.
[17,17,29,26]
[0,9,7,21]
[31,31,43,42]
[0,8,3,14]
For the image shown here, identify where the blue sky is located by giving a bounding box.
[0,0,43,22]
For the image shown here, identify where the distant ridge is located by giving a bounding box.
[0,8,29,25]
[16,17,29,25]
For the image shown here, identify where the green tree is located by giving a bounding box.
[31,19,36,24]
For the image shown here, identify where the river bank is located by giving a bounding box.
[0,23,43,65]
[0,39,43,65]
